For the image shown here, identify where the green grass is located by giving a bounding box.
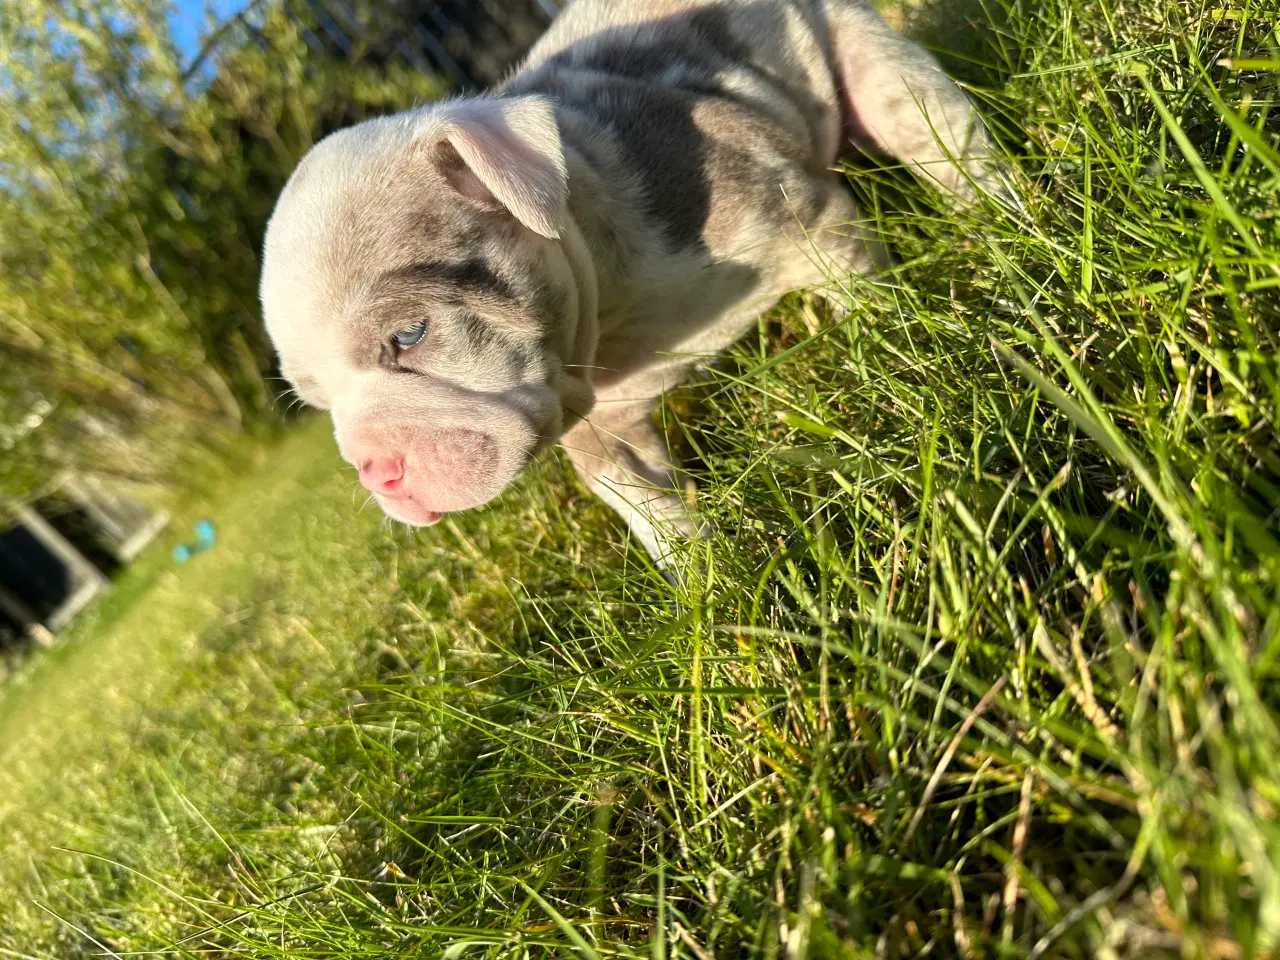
[2,0,1279,956]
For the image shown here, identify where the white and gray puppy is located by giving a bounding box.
[260,0,1001,565]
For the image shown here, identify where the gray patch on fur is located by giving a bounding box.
[508,3,823,250]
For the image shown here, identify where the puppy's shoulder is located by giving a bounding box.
[516,0,719,70]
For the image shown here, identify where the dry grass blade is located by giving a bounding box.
[904,677,1007,843]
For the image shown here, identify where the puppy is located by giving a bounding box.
[260,0,1002,566]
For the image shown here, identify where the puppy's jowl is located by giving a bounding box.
[260,0,1002,566]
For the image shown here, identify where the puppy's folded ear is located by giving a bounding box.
[423,97,567,240]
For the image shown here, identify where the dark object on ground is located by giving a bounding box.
[0,508,107,637]
[0,480,168,641]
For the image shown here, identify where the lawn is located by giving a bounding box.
[1,0,1278,956]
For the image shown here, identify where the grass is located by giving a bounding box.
[2,0,1279,955]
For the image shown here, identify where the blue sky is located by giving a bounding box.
[168,0,252,64]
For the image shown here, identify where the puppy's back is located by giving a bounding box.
[504,0,841,254]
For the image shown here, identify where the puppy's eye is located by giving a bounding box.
[392,322,427,350]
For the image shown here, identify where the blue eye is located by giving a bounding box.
[393,322,426,349]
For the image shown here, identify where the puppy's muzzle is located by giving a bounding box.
[349,428,502,524]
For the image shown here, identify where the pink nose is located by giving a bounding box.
[346,429,499,513]
[358,455,405,494]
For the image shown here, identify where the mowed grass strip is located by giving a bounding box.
[2,0,1278,956]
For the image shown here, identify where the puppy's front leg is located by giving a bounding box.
[561,402,699,570]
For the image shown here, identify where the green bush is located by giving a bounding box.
[0,0,445,503]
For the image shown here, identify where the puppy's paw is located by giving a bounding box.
[632,493,715,587]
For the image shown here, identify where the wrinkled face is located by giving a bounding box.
[260,102,592,527]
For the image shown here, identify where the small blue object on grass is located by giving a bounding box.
[173,519,217,562]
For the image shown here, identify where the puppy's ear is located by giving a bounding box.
[425,97,567,240]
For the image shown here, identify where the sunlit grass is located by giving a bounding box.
[2,0,1278,956]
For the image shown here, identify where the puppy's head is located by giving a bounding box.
[261,96,593,527]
